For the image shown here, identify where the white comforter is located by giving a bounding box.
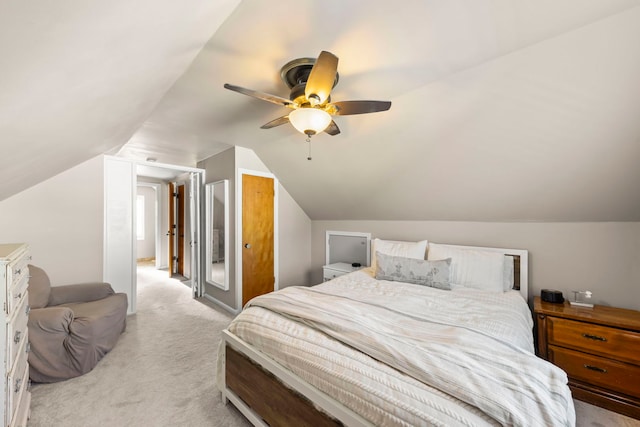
[224,269,575,427]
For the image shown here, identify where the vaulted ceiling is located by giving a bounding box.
[2,1,640,221]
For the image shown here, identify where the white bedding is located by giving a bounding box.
[221,269,575,426]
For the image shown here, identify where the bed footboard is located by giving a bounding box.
[222,330,372,427]
[226,346,341,426]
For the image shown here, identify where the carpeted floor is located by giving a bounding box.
[29,266,250,427]
[28,267,639,426]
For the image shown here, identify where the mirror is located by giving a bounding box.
[205,180,229,290]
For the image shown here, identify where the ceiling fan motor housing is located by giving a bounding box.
[280,57,339,104]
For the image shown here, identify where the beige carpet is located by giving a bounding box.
[29,266,250,427]
[28,267,639,426]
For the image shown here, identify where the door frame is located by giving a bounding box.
[175,183,186,276]
[236,168,279,309]
[103,156,205,314]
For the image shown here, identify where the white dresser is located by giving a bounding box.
[0,244,31,427]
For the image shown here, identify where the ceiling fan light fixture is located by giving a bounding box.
[288,108,331,136]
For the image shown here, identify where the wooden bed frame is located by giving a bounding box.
[221,244,529,427]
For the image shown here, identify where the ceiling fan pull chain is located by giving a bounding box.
[307,137,312,161]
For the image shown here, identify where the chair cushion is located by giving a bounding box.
[28,265,51,309]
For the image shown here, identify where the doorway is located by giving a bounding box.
[104,156,204,314]
[136,163,202,303]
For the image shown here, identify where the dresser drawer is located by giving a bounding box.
[8,251,30,289]
[550,345,640,399]
[7,273,29,316]
[7,338,29,424]
[548,317,640,365]
[10,387,30,427]
[7,293,29,369]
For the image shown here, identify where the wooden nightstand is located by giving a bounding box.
[534,296,640,419]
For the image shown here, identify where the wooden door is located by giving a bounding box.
[176,184,185,276]
[168,183,175,277]
[242,174,274,305]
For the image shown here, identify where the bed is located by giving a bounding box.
[218,241,576,426]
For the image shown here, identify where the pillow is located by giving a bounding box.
[375,252,451,290]
[370,238,428,271]
[427,243,505,292]
[503,255,515,291]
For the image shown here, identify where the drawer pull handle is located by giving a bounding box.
[584,364,607,373]
[14,330,21,343]
[582,333,607,342]
[25,304,30,315]
[14,378,22,393]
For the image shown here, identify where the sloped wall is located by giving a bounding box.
[0,155,104,285]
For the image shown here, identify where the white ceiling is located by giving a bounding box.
[3,0,640,221]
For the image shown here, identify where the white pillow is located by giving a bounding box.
[427,243,505,292]
[370,238,428,271]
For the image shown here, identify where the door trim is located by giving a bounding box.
[236,168,279,310]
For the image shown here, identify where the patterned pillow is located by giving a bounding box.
[375,252,451,290]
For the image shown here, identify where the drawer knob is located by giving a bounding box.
[25,304,30,315]
[14,330,21,343]
[584,364,607,373]
[582,333,607,342]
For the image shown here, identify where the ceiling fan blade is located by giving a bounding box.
[324,120,340,136]
[305,51,338,105]
[260,115,290,129]
[330,100,392,116]
[224,83,295,108]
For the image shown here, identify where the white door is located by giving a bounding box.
[189,171,202,298]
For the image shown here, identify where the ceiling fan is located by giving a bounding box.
[224,51,392,138]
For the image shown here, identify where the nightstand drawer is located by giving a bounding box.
[322,263,363,282]
[548,317,640,365]
[550,346,640,399]
[323,268,347,281]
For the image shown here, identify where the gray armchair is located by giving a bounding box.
[27,265,128,383]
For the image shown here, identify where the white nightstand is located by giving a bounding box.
[322,262,364,281]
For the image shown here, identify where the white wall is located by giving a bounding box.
[0,155,104,285]
[311,221,640,311]
[278,187,312,287]
[136,185,156,259]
